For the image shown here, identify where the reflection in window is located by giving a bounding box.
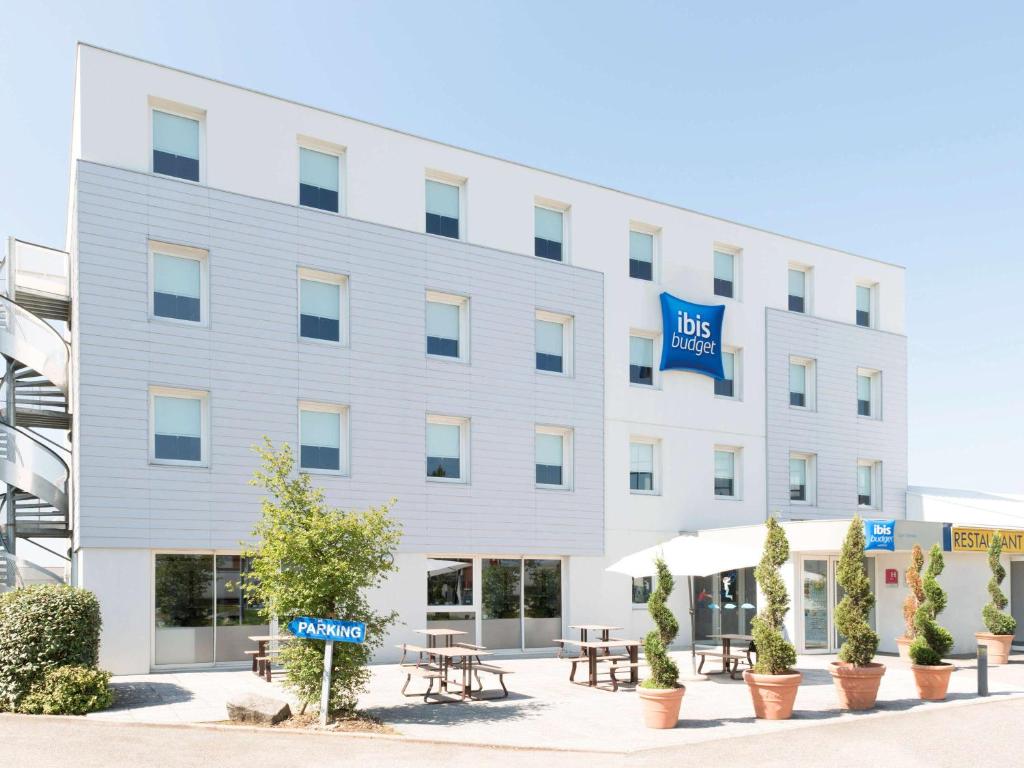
[524,559,561,648]
[693,567,757,642]
[427,558,474,606]
[154,554,214,665]
[482,558,522,649]
[632,576,653,604]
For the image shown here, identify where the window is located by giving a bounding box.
[714,250,736,298]
[535,311,572,375]
[789,357,814,409]
[857,368,881,418]
[536,427,571,488]
[299,403,347,473]
[150,242,207,324]
[629,230,654,280]
[788,268,808,313]
[151,388,207,465]
[534,206,565,261]
[630,441,656,492]
[629,335,655,386]
[425,179,461,238]
[299,147,340,213]
[152,108,200,182]
[632,576,653,605]
[299,269,346,343]
[856,284,874,328]
[426,292,468,361]
[714,449,737,498]
[715,349,737,398]
[427,416,468,482]
[790,453,815,504]
[858,461,880,508]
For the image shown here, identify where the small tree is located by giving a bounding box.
[982,532,1017,636]
[243,439,402,718]
[835,516,878,666]
[909,544,953,666]
[902,544,925,639]
[641,557,680,689]
[751,517,797,675]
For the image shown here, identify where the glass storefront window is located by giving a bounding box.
[524,559,561,648]
[154,554,214,665]
[427,558,473,606]
[693,567,757,642]
[482,559,522,649]
[426,611,476,645]
[214,555,269,663]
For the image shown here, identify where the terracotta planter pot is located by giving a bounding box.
[743,670,802,720]
[829,662,885,710]
[637,685,685,729]
[975,632,1014,665]
[895,636,913,662]
[911,663,954,701]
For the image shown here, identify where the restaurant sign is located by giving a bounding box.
[948,527,1024,554]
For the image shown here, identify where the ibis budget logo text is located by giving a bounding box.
[864,519,896,551]
[659,292,725,379]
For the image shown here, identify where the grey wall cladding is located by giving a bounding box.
[765,308,907,520]
[73,162,604,555]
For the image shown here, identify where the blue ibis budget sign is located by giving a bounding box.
[288,617,366,644]
[864,519,896,551]
[658,292,725,380]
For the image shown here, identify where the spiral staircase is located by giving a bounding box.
[0,239,71,590]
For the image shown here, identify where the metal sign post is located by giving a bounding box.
[319,640,334,726]
[978,643,989,696]
[287,616,367,727]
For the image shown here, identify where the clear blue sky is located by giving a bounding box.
[1,1,1021,491]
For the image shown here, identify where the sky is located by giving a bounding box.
[0,0,1021,492]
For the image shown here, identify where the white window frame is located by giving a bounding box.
[628,222,659,282]
[149,386,210,467]
[789,356,816,411]
[535,425,573,491]
[297,267,350,347]
[857,368,882,420]
[426,414,470,484]
[629,330,659,389]
[297,136,347,216]
[857,459,882,510]
[534,197,571,264]
[149,98,205,184]
[629,437,660,496]
[148,240,210,327]
[788,263,812,314]
[714,446,742,500]
[856,282,878,328]
[716,346,741,400]
[425,170,467,241]
[425,290,470,363]
[535,309,574,377]
[298,401,350,476]
[713,243,741,301]
[789,451,816,506]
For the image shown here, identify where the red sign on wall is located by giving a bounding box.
[885,568,899,585]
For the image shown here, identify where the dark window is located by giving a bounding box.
[300,445,340,471]
[858,399,871,417]
[536,463,563,485]
[299,184,339,213]
[427,457,460,478]
[427,336,459,357]
[300,314,340,342]
[789,294,805,313]
[632,576,653,604]
[630,472,653,491]
[790,392,806,407]
[715,378,734,397]
[155,434,201,462]
[715,478,734,497]
[790,483,806,501]
[858,493,872,506]
[426,213,459,238]
[714,278,733,298]
[154,292,200,322]
[630,259,653,280]
[630,364,653,386]
[856,309,871,327]
[153,150,199,182]
[535,237,563,261]
[536,353,563,373]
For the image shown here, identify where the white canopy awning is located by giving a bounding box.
[426,558,471,576]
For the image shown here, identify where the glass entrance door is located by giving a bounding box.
[801,558,830,651]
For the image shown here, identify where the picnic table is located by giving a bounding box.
[556,637,641,691]
[697,633,756,679]
[398,638,514,703]
[568,624,622,643]
[247,634,291,682]
[413,628,467,648]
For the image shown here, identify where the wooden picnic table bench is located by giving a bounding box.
[556,638,642,690]
[400,636,511,703]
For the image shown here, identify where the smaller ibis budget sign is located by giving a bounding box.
[288,617,367,644]
[658,292,725,380]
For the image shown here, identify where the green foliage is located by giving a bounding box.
[0,585,103,711]
[242,438,402,718]
[19,665,113,715]
[902,545,924,639]
[909,545,954,666]
[982,533,1017,636]
[835,516,878,667]
[751,517,797,675]
[640,557,680,689]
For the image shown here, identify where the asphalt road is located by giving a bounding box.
[2,695,1020,768]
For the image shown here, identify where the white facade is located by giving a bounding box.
[48,45,918,673]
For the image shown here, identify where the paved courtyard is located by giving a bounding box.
[86,649,1024,753]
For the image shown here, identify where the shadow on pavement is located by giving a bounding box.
[108,682,195,710]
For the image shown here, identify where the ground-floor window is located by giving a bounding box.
[154,553,268,666]
[693,567,757,642]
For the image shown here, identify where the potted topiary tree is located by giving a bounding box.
[896,544,924,662]
[744,517,801,720]
[976,532,1017,665]
[637,556,685,728]
[909,544,955,700]
[829,516,885,709]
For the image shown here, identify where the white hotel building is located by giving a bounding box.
[2,44,920,674]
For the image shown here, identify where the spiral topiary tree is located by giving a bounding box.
[835,515,878,666]
[909,544,953,666]
[902,544,924,639]
[982,532,1017,636]
[641,556,680,689]
[752,517,797,674]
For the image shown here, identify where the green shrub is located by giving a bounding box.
[640,557,680,689]
[982,532,1017,636]
[0,585,103,711]
[902,544,924,639]
[751,517,797,675]
[19,665,113,715]
[835,516,878,666]
[909,544,953,666]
